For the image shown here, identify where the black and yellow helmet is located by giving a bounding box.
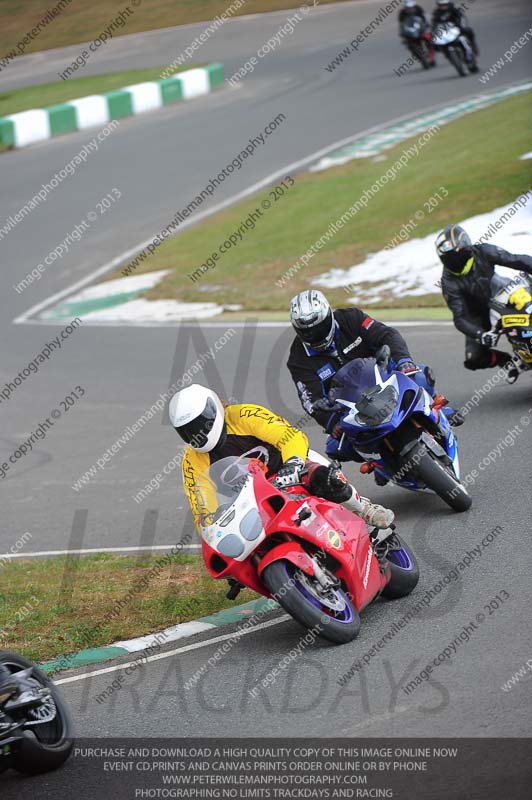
[435,225,474,275]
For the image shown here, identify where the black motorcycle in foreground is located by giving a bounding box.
[400,15,435,69]
[0,651,73,776]
[432,22,478,76]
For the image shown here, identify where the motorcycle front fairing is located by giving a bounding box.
[432,24,461,47]
[198,457,273,595]
[197,456,386,610]
[333,362,460,488]
[333,361,431,447]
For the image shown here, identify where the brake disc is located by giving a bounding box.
[297,571,346,612]
[24,683,57,725]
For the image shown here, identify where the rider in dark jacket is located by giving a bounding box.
[436,224,532,380]
[432,0,478,55]
[399,1,435,66]
[287,290,462,473]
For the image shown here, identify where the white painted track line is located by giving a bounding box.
[54,616,289,685]
[0,544,200,559]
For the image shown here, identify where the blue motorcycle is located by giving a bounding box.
[327,347,472,512]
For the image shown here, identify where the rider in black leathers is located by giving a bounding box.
[287,290,463,476]
[436,224,532,379]
[398,2,435,67]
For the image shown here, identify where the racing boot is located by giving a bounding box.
[342,488,395,530]
[307,462,395,529]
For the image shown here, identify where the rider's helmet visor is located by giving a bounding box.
[175,397,217,448]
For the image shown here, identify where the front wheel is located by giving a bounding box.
[0,652,74,775]
[381,534,419,599]
[262,560,360,644]
[467,55,479,73]
[447,46,466,76]
[412,444,472,512]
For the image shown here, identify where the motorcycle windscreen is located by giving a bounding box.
[195,455,268,558]
[330,358,384,403]
[355,384,398,427]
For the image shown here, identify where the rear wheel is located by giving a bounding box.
[381,534,419,599]
[412,444,472,512]
[262,560,360,644]
[0,652,74,775]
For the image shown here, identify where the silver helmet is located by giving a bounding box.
[290,290,336,352]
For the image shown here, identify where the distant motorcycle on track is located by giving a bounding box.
[400,14,435,69]
[0,651,73,776]
[432,23,478,76]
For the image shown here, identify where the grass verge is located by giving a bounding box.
[0,553,256,663]
[111,93,532,311]
[0,65,197,117]
[212,307,453,322]
[0,1,347,57]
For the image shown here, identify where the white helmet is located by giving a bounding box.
[169,385,225,453]
[404,0,416,7]
[290,290,336,352]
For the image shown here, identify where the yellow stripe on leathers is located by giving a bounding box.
[182,404,309,531]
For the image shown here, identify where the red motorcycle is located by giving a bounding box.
[197,454,419,644]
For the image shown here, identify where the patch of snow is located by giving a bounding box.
[313,198,532,304]
[76,270,171,300]
[82,298,227,321]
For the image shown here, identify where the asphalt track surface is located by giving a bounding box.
[0,0,531,760]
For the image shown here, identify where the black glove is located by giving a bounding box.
[311,397,344,437]
[311,397,343,415]
[274,456,306,487]
[479,331,498,348]
[396,358,417,373]
[326,461,350,493]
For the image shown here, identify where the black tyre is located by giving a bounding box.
[381,535,420,599]
[262,559,361,644]
[413,445,472,512]
[0,652,74,775]
[447,48,466,76]
[412,43,430,69]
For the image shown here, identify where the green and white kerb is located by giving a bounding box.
[0,63,224,148]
